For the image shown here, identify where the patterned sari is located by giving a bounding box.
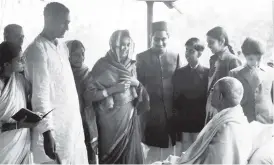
[85,30,149,164]
[0,73,32,164]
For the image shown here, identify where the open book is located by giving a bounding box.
[12,108,54,123]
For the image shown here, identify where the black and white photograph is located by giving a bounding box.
[0,0,273,164]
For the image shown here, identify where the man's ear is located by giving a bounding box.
[198,51,202,58]
[219,92,224,101]
[3,35,7,41]
[166,32,170,38]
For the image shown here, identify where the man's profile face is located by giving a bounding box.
[152,31,168,53]
[5,27,24,47]
[51,12,70,38]
[211,83,222,110]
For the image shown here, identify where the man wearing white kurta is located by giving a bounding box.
[24,2,88,164]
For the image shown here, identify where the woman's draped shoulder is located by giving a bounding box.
[90,57,109,79]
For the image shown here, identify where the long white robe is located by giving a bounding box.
[24,35,88,164]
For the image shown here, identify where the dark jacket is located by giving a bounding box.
[229,65,274,124]
[208,48,242,92]
[136,48,182,148]
[172,64,209,133]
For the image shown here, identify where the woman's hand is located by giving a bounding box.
[120,77,139,87]
[107,81,131,95]
[114,81,131,93]
[17,116,40,129]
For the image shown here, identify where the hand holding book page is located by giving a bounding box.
[17,115,40,129]
[12,108,55,123]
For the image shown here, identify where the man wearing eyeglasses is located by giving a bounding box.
[136,21,182,164]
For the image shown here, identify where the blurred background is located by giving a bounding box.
[0,0,273,68]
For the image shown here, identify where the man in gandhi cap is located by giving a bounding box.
[153,77,253,164]
[136,21,182,163]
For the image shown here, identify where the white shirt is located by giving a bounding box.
[24,35,88,164]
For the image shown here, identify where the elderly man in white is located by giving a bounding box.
[24,2,88,164]
[154,77,253,164]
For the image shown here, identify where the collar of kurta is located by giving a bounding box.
[39,34,59,46]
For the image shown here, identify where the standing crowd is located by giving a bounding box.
[0,2,273,164]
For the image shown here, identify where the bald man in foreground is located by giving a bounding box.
[154,77,252,164]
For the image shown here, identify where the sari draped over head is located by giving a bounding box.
[0,73,32,164]
[85,30,149,164]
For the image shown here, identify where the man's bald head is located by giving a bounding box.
[211,77,244,111]
[3,24,24,47]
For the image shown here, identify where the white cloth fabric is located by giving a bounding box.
[154,105,252,164]
[248,121,274,164]
[142,137,182,164]
[179,132,199,152]
[24,35,88,164]
[0,73,32,164]
[248,138,274,164]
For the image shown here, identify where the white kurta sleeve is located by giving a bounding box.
[24,44,53,134]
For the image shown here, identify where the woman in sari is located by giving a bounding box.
[66,40,98,164]
[0,41,38,163]
[84,30,149,164]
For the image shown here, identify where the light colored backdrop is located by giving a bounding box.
[0,0,273,69]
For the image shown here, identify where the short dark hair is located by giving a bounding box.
[217,77,243,106]
[241,37,264,57]
[0,41,22,73]
[185,37,205,52]
[4,24,22,37]
[69,40,85,54]
[44,2,69,18]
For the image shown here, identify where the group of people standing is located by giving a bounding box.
[0,1,273,165]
